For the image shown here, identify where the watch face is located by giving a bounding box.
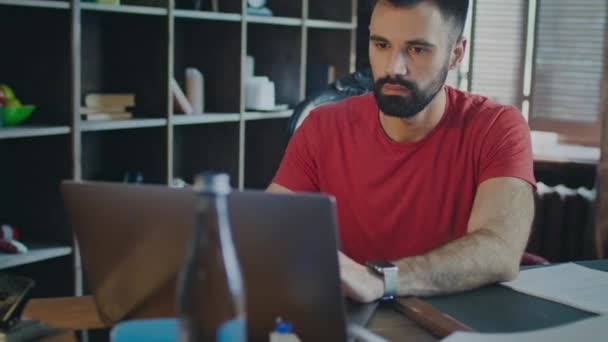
[248,0,266,8]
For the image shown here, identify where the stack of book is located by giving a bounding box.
[81,93,135,121]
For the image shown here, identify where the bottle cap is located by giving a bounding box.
[275,318,293,334]
[194,172,231,195]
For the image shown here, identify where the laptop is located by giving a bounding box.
[61,181,377,341]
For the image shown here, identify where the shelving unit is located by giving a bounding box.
[0,0,356,298]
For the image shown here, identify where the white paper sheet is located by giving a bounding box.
[501,263,608,314]
[442,315,608,342]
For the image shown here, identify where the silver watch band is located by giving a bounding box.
[381,266,398,299]
[366,260,399,299]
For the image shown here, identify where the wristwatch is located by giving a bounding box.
[366,260,399,300]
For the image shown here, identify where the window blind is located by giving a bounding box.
[470,0,528,107]
[531,0,607,123]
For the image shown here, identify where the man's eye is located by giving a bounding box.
[375,42,389,49]
[410,46,429,54]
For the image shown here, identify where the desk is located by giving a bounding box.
[23,296,436,341]
[23,260,607,341]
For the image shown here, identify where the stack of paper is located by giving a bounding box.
[501,263,608,314]
[443,263,608,341]
[443,314,608,342]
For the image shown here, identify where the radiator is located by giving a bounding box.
[527,182,597,262]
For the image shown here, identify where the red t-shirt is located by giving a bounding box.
[273,87,536,264]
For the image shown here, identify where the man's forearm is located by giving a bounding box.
[394,228,521,297]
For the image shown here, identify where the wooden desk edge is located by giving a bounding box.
[23,295,469,339]
[23,296,108,330]
[394,297,474,338]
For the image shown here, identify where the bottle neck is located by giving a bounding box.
[201,192,246,315]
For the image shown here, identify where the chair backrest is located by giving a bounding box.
[286,68,373,141]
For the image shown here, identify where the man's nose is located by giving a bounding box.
[386,48,408,77]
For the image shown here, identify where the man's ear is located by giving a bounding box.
[449,37,467,70]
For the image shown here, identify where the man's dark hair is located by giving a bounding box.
[370,0,469,42]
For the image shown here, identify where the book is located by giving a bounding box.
[81,106,131,115]
[84,94,135,108]
[81,112,133,121]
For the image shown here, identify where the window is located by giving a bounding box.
[452,0,608,146]
[529,0,607,145]
[470,0,528,108]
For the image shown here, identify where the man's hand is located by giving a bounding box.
[338,252,384,303]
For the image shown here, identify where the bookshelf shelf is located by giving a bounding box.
[0,0,355,299]
[0,0,69,10]
[173,113,241,125]
[306,19,355,30]
[81,3,167,16]
[243,110,293,121]
[0,126,71,140]
[0,244,72,270]
[246,15,303,27]
[174,9,241,22]
[80,118,167,132]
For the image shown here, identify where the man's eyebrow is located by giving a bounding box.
[370,34,389,42]
[370,35,436,48]
[405,39,436,48]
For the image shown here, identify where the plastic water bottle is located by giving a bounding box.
[177,172,246,341]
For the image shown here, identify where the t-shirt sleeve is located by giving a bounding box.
[272,111,321,192]
[478,106,536,187]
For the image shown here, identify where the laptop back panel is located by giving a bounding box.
[61,181,347,341]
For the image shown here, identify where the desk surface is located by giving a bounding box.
[23,296,437,341]
[425,260,606,334]
[23,260,607,341]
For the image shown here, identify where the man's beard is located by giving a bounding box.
[373,64,449,119]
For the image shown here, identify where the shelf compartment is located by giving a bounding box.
[175,0,241,14]
[172,113,241,125]
[173,123,240,185]
[0,135,73,245]
[174,20,242,113]
[0,5,72,125]
[174,9,241,22]
[306,28,353,97]
[82,128,168,183]
[0,126,71,140]
[0,244,72,270]
[81,2,167,16]
[81,11,169,119]
[244,119,289,189]
[248,25,303,107]
[0,0,69,10]
[309,0,352,22]
[80,118,167,132]
[255,0,301,18]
